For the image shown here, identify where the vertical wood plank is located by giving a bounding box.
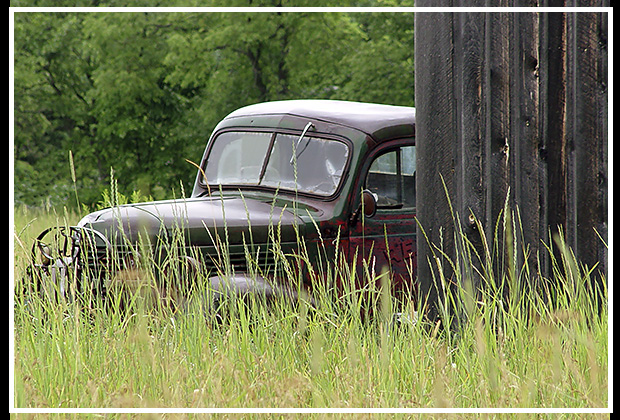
[567,11,608,284]
[484,12,511,244]
[414,11,458,318]
[512,12,542,276]
[454,12,487,288]
[544,11,568,246]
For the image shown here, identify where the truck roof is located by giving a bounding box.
[222,99,416,142]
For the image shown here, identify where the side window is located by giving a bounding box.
[365,146,416,210]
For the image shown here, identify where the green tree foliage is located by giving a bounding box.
[13,7,414,209]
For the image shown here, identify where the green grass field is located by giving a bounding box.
[11,204,609,417]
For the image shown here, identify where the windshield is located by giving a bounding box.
[203,131,350,196]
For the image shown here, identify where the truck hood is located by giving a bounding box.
[77,196,305,247]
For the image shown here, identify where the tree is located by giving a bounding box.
[14,12,97,206]
[13,8,415,208]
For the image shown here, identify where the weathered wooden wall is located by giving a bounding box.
[414,6,608,315]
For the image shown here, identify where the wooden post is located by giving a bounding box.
[414,7,608,318]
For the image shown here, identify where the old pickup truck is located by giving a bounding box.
[28,100,417,308]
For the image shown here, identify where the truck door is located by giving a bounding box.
[348,143,417,298]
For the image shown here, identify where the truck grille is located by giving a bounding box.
[202,249,279,276]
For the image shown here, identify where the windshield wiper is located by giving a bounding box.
[289,122,315,165]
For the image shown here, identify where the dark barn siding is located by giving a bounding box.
[414,8,608,315]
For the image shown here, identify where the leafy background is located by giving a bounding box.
[12,1,415,209]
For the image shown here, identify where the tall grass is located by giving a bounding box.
[12,193,608,414]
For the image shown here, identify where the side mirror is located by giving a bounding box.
[361,189,377,218]
[349,189,378,226]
